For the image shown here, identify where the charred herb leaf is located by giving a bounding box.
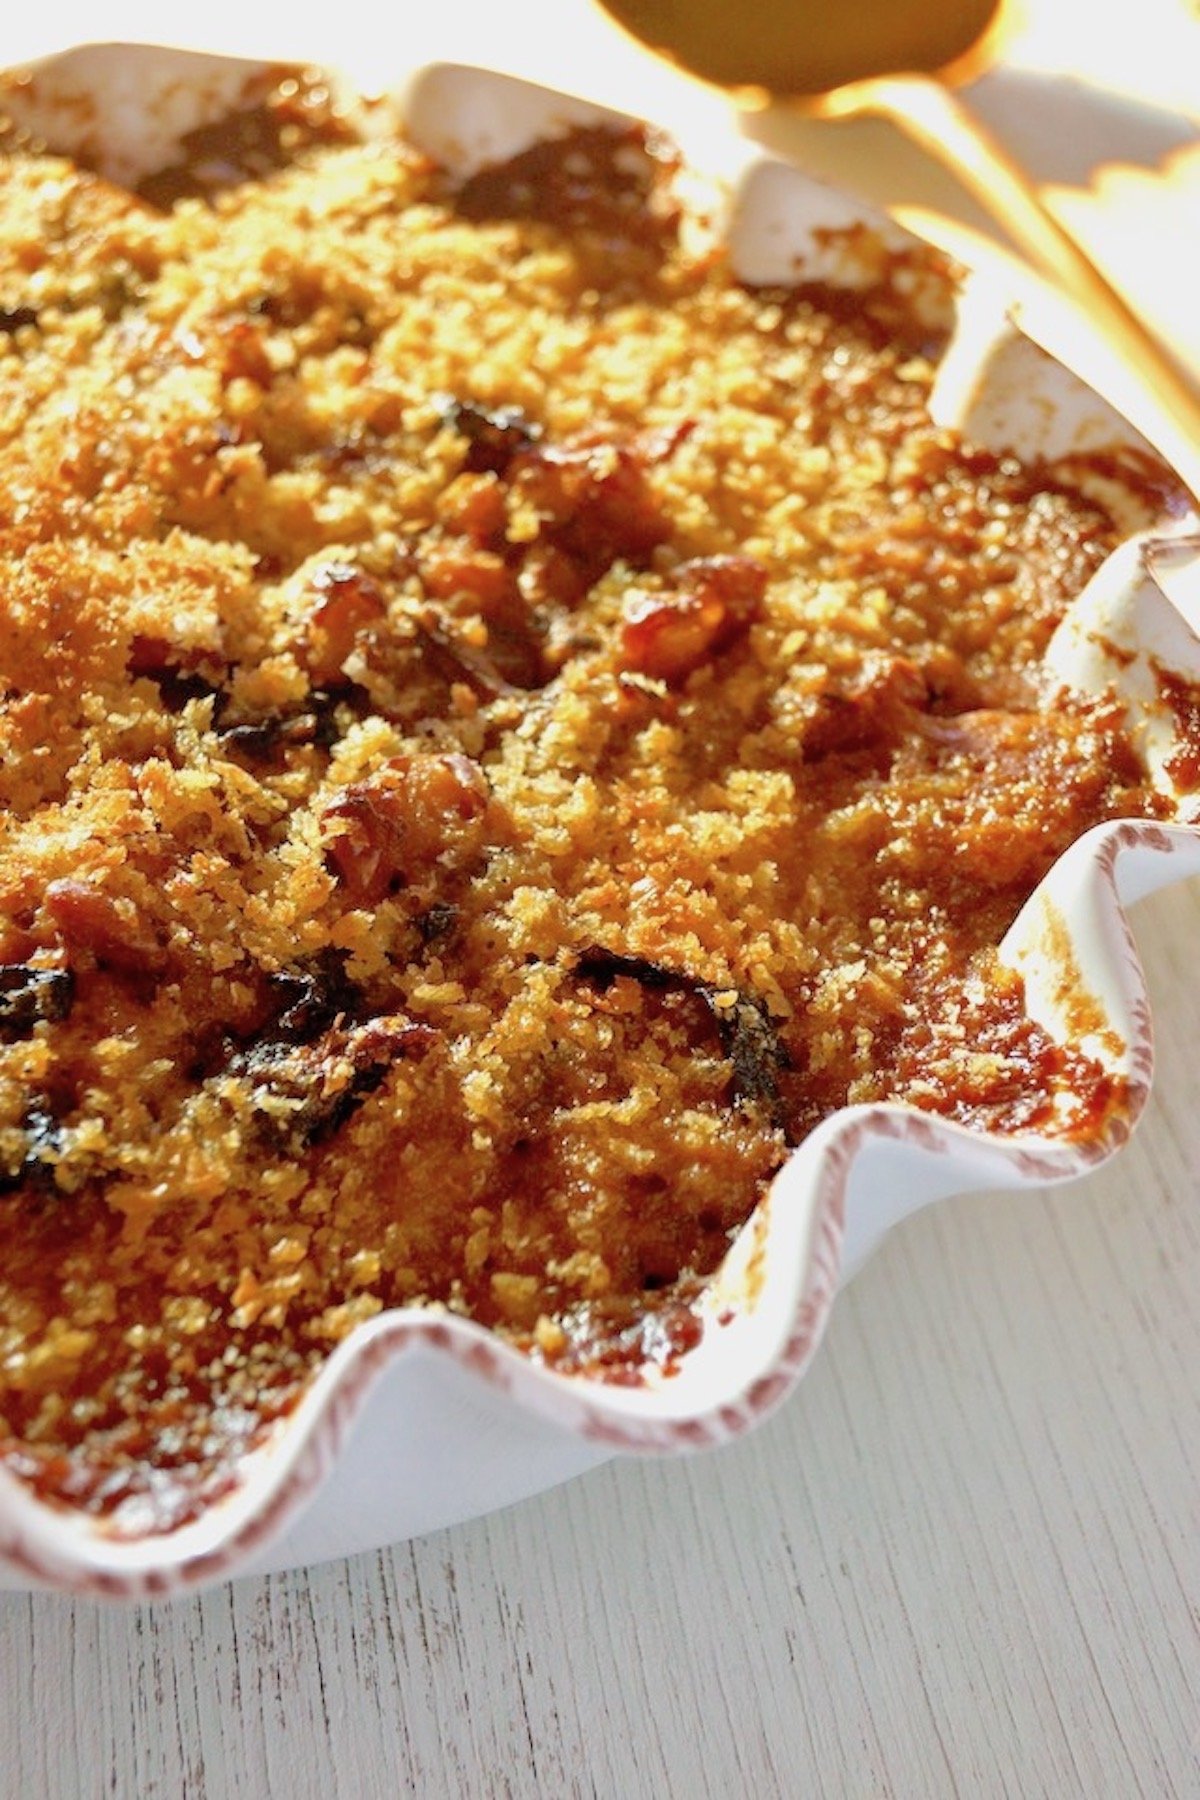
[703,989,789,1122]
[574,946,790,1129]
[216,688,357,765]
[575,947,686,992]
[228,1015,438,1152]
[267,948,363,1041]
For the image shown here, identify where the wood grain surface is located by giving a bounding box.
[2,881,1197,1798]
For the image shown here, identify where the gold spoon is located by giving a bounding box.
[594,0,1200,496]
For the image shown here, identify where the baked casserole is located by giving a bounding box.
[0,73,1189,1531]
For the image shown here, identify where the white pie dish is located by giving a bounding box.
[0,42,1198,1598]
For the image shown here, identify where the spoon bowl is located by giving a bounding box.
[595,0,1007,96]
[593,0,1200,497]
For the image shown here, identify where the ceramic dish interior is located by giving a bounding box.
[1,44,1199,1598]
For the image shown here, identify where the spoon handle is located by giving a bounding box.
[833,73,1200,498]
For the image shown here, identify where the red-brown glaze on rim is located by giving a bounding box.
[0,1317,511,1599]
[1094,819,1167,1096]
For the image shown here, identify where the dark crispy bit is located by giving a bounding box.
[308,688,360,745]
[416,901,459,945]
[127,634,226,713]
[0,307,39,334]
[218,688,359,764]
[187,957,362,1087]
[230,1015,438,1150]
[0,1105,67,1194]
[217,713,320,765]
[0,966,75,1040]
[432,395,542,476]
[575,947,689,992]
[268,949,363,1041]
[574,947,789,1125]
[702,990,790,1128]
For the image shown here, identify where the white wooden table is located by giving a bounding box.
[2,7,1198,1795]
